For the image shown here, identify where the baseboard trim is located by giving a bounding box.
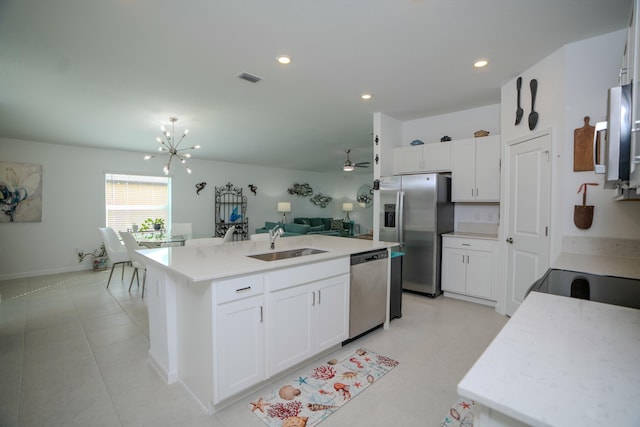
[443,292,496,307]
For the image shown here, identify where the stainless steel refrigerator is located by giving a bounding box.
[378,173,454,296]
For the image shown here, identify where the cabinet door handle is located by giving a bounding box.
[235,286,251,293]
[312,291,316,306]
[318,290,321,304]
[462,255,465,264]
[260,306,263,323]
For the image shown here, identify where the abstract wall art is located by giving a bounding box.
[0,161,43,222]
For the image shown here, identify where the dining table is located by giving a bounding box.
[133,231,189,248]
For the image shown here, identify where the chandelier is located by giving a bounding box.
[144,117,200,174]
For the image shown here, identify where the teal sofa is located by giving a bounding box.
[255,217,350,237]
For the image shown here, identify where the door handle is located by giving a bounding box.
[398,191,405,244]
[506,237,513,244]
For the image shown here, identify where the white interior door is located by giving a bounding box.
[505,133,551,316]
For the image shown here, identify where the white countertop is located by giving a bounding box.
[458,292,640,426]
[137,234,397,283]
[442,231,499,240]
[552,252,640,280]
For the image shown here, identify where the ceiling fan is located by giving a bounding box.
[342,149,370,172]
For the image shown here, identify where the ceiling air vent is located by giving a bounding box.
[238,72,262,83]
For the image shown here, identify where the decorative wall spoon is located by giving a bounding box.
[515,77,523,125]
[528,79,538,131]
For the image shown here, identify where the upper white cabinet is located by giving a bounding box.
[393,142,451,175]
[622,0,637,86]
[451,135,501,202]
[629,0,640,188]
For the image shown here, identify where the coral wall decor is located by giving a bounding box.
[287,183,313,197]
[310,193,332,208]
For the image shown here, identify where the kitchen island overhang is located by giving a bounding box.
[137,235,398,414]
[458,291,640,426]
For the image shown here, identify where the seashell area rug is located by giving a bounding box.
[249,347,398,427]
[440,397,475,427]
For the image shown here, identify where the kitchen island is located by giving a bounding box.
[458,291,640,426]
[136,234,396,413]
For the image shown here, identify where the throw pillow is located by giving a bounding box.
[330,219,343,230]
[321,218,332,230]
[309,218,325,227]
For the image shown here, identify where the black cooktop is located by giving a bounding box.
[529,268,640,310]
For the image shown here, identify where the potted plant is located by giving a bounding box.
[140,218,165,231]
[76,243,109,271]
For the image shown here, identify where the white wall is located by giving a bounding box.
[402,104,501,145]
[0,137,373,279]
[563,30,640,239]
[500,47,567,261]
[373,112,402,179]
[500,29,640,263]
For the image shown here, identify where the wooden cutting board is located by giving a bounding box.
[574,116,594,171]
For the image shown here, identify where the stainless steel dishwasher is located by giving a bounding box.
[348,249,389,340]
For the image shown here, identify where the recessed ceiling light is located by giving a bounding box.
[277,55,292,65]
[361,93,372,100]
[473,59,488,68]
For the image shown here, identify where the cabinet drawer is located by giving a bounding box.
[266,258,349,292]
[443,237,496,252]
[215,274,264,304]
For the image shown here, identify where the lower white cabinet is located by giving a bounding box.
[212,258,349,403]
[214,274,265,402]
[267,273,349,376]
[442,236,497,301]
[149,255,355,413]
[265,258,349,376]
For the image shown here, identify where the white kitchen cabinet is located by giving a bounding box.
[312,274,350,352]
[214,274,265,403]
[267,281,314,374]
[267,274,349,376]
[393,142,450,174]
[266,258,349,376]
[442,236,497,302]
[629,0,640,189]
[451,135,500,202]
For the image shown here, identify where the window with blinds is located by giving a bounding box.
[105,173,171,232]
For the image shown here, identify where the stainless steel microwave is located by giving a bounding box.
[594,84,632,189]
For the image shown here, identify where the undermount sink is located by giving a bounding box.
[247,248,327,261]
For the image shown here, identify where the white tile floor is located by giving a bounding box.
[0,267,508,427]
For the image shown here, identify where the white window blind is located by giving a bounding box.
[105,173,170,232]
